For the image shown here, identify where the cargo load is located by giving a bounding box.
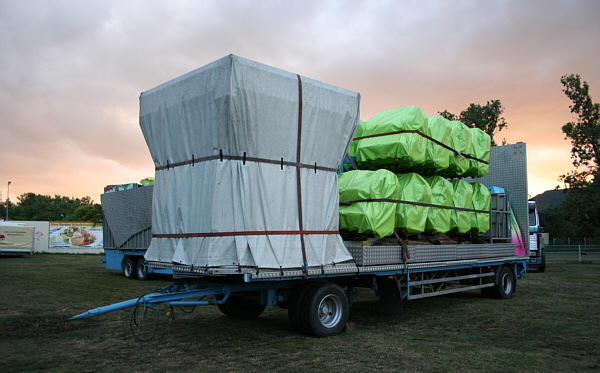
[395,173,432,235]
[424,115,453,173]
[348,106,491,179]
[140,55,361,270]
[471,182,491,235]
[338,169,399,239]
[450,179,474,234]
[353,106,429,171]
[424,175,453,234]
[467,128,491,178]
[445,121,472,177]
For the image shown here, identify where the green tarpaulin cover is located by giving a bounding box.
[338,169,399,239]
[467,127,491,178]
[346,107,491,179]
[425,176,453,234]
[471,182,491,234]
[346,120,365,159]
[445,121,472,177]
[339,105,493,237]
[424,115,453,173]
[354,106,429,171]
[450,179,473,234]
[395,173,432,235]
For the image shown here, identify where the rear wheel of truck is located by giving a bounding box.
[136,259,149,281]
[123,258,137,279]
[301,283,349,337]
[491,266,515,299]
[218,294,266,319]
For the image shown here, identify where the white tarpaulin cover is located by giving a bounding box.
[140,55,361,270]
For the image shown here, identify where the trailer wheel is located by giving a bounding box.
[136,259,149,281]
[481,285,493,298]
[123,258,137,279]
[218,294,266,319]
[287,283,316,333]
[490,266,515,299]
[301,283,349,337]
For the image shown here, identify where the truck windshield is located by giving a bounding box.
[529,208,537,227]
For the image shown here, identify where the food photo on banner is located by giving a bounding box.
[49,222,103,249]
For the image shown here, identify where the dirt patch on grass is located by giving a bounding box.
[0,317,99,339]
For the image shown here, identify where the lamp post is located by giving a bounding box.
[5,181,10,221]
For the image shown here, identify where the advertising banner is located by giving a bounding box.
[49,222,103,249]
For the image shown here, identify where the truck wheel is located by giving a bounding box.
[301,283,349,337]
[492,266,515,299]
[123,258,137,279]
[539,253,546,273]
[136,259,149,281]
[481,285,493,298]
[218,294,266,319]
[287,283,316,333]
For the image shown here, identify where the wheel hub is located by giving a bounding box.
[318,295,342,328]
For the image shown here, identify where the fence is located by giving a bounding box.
[545,244,600,264]
[548,237,600,246]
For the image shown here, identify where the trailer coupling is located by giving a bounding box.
[70,281,230,320]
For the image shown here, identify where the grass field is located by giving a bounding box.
[1,254,598,372]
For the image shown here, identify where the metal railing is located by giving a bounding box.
[545,245,600,263]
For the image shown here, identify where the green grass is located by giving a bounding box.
[1,254,598,372]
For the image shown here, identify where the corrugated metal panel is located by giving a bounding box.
[472,143,529,254]
[102,186,153,250]
[346,242,515,266]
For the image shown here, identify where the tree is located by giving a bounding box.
[559,74,600,188]
[543,75,600,239]
[439,100,508,145]
[73,204,103,223]
[8,193,102,222]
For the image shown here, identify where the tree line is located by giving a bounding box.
[1,193,102,223]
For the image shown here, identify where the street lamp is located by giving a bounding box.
[5,181,10,221]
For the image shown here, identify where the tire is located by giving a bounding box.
[538,253,546,273]
[481,285,494,298]
[491,266,515,299]
[300,283,349,337]
[218,294,266,319]
[287,283,316,333]
[136,259,149,281]
[123,258,137,279]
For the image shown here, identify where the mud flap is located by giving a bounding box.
[376,276,404,315]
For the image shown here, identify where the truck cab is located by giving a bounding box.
[528,201,545,272]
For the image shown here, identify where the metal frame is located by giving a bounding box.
[73,258,527,321]
[400,267,495,300]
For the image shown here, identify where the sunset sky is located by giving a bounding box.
[1,0,599,205]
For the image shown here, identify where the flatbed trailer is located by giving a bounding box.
[74,144,529,338]
[72,56,530,339]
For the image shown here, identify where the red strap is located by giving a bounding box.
[153,230,339,238]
